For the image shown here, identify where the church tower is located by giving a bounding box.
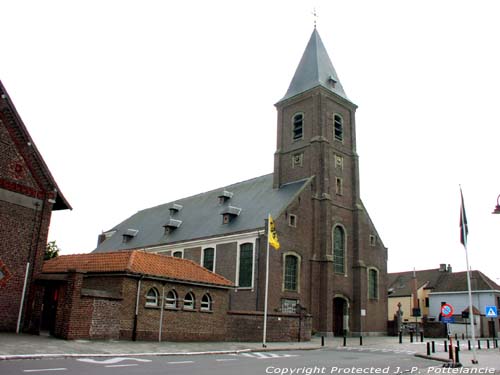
[273,29,387,336]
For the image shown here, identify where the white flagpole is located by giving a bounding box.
[461,188,478,364]
[262,213,271,348]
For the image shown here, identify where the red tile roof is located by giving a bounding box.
[42,250,233,287]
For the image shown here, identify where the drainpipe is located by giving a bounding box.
[132,276,143,341]
[158,284,165,342]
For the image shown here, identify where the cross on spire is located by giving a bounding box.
[312,8,318,28]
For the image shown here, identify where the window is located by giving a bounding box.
[183,292,195,310]
[288,214,297,227]
[238,243,254,287]
[281,299,298,313]
[334,114,343,141]
[145,288,159,307]
[202,248,215,272]
[368,268,379,299]
[292,113,304,140]
[335,177,343,195]
[284,254,299,291]
[165,290,178,308]
[173,251,183,258]
[425,297,429,308]
[369,235,376,247]
[333,226,345,274]
[201,294,212,311]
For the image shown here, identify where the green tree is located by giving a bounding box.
[45,240,60,260]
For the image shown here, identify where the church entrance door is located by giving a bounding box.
[333,297,346,336]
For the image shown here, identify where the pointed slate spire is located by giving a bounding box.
[279,29,349,103]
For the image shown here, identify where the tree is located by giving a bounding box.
[45,240,60,260]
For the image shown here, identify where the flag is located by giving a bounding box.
[460,187,468,247]
[268,214,280,250]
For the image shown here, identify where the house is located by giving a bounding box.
[0,81,71,333]
[94,28,388,337]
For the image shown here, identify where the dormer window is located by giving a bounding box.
[122,229,138,243]
[163,219,182,235]
[169,203,183,215]
[292,113,304,141]
[220,206,241,224]
[218,190,233,204]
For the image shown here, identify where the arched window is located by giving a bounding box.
[183,292,195,310]
[165,290,178,308]
[333,226,345,274]
[292,113,304,141]
[334,114,343,141]
[203,248,215,272]
[238,243,254,288]
[368,268,379,299]
[201,293,212,311]
[284,254,299,291]
[145,287,159,307]
[172,250,183,258]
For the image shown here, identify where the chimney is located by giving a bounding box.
[439,264,446,272]
[447,264,452,273]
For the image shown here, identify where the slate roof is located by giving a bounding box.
[387,268,448,297]
[94,174,311,253]
[42,250,233,287]
[279,29,351,104]
[431,270,500,293]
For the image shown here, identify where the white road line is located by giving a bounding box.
[105,364,139,368]
[168,361,194,364]
[23,369,67,373]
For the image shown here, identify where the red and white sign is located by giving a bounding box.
[441,303,454,318]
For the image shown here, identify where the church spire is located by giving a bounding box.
[279,29,350,103]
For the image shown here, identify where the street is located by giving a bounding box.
[0,348,444,375]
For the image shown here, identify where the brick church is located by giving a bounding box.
[93,28,388,337]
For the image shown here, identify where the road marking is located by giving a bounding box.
[216,359,238,362]
[105,364,139,368]
[77,357,151,364]
[167,361,194,364]
[240,352,298,359]
[23,369,67,373]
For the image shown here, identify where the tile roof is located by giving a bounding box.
[93,174,311,253]
[387,268,447,297]
[42,250,233,288]
[431,270,500,293]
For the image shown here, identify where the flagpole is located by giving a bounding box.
[262,213,271,348]
[460,187,478,364]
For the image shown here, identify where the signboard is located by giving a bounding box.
[442,316,455,323]
[485,306,498,318]
[441,303,454,318]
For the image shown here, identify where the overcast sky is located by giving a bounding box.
[2,0,500,282]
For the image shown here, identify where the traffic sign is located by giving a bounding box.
[442,316,455,323]
[441,303,454,318]
[485,306,498,318]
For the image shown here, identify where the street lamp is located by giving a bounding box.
[492,194,500,214]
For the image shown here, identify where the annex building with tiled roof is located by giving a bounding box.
[90,27,389,338]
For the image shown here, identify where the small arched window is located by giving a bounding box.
[172,251,183,258]
[333,226,345,274]
[183,292,195,310]
[145,287,159,307]
[284,254,299,291]
[292,113,304,141]
[201,293,212,311]
[334,114,343,141]
[368,268,379,299]
[165,290,178,308]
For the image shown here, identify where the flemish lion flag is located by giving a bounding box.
[268,214,280,250]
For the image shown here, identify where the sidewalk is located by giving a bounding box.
[1,333,498,371]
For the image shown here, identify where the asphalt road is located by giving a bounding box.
[0,348,444,375]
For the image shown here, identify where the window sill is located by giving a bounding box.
[200,309,213,314]
[182,308,197,312]
[145,305,161,309]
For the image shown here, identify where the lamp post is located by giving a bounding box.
[492,194,500,214]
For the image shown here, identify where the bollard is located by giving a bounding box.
[455,346,460,364]
[457,341,460,351]
[321,336,325,347]
[360,336,363,346]
[444,340,448,352]
[448,344,453,360]
[432,341,436,353]
[495,339,498,349]
[343,336,346,347]
[420,331,424,342]
[426,342,431,356]
[462,333,465,340]
[487,339,490,349]
[410,332,413,343]
[478,340,481,350]
[455,333,458,341]
[399,331,402,344]
[468,340,471,351]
